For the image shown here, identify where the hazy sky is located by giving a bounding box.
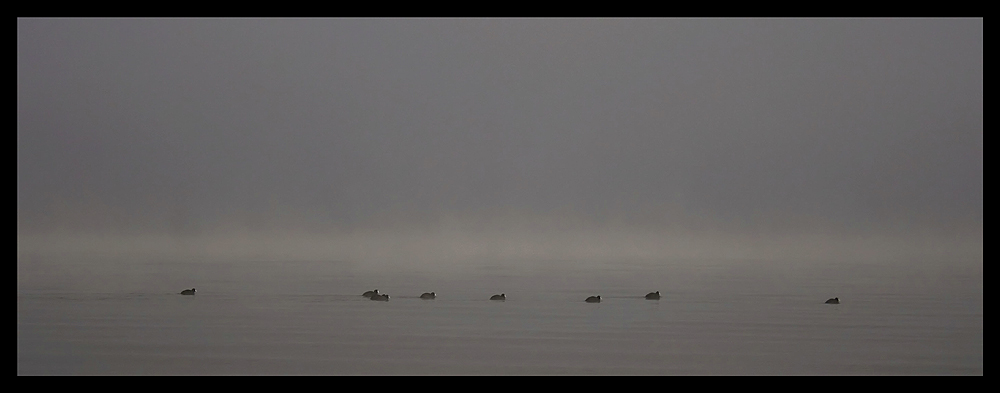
[17,18,983,244]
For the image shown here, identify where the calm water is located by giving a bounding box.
[17,255,983,375]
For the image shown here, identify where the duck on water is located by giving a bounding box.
[645,291,660,300]
[420,292,436,299]
[585,295,601,303]
[490,294,506,301]
[180,288,196,295]
[825,297,840,304]
[362,289,379,299]
[370,293,390,301]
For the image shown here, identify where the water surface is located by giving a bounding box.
[17,256,983,375]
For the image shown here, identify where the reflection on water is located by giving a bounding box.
[17,257,982,375]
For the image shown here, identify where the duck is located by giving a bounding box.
[825,297,840,304]
[585,295,601,303]
[362,289,380,298]
[490,293,506,301]
[180,288,196,295]
[370,293,390,301]
[420,292,436,299]
[645,291,661,300]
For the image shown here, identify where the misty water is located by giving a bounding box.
[17,254,982,375]
[18,18,983,375]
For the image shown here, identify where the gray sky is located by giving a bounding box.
[17,18,983,247]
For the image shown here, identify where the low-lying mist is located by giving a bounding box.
[17,214,983,274]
